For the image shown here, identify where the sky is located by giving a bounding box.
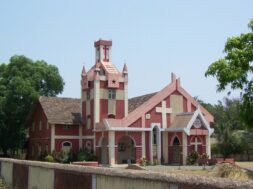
[0,1,252,104]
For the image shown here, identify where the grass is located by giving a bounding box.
[145,164,253,181]
[236,161,253,168]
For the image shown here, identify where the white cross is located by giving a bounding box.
[156,101,172,128]
[191,137,202,151]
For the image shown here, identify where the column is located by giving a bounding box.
[182,133,188,165]
[157,130,161,163]
[108,131,115,166]
[149,131,153,163]
[206,135,211,157]
[50,124,55,153]
[141,131,146,158]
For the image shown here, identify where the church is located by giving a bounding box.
[28,39,214,165]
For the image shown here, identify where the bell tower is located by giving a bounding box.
[81,39,129,147]
[94,39,112,63]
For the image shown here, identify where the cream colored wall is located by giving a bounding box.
[96,175,172,189]
[108,100,116,115]
[28,166,54,189]
[0,162,13,186]
[170,95,183,123]
[100,89,125,100]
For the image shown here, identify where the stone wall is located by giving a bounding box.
[0,158,252,189]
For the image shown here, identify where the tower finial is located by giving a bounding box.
[81,66,87,77]
[123,63,128,74]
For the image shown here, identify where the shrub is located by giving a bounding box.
[213,164,250,180]
[187,151,199,165]
[139,157,148,166]
[45,155,54,162]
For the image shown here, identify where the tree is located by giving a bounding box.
[215,122,242,159]
[205,19,253,128]
[197,97,246,158]
[0,55,64,156]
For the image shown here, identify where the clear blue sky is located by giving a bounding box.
[0,1,252,104]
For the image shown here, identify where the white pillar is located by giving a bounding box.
[50,124,55,153]
[157,130,161,163]
[162,132,168,163]
[124,82,128,117]
[108,131,115,166]
[93,79,100,154]
[182,133,188,165]
[206,135,211,157]
[149,131,153,163]
[141,131,146,158]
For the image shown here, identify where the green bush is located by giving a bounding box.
[187,151,199,165]
[45,155,54,162]
[139,157,148,166]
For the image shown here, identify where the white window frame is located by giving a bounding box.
[108,89,116,99]
[63,125,71,130]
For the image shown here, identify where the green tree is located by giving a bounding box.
[205,19,253,128]
[197,97,246,158]
[215,122,242,159]
[0,55,64,156]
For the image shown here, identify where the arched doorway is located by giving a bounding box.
[100,137,109,164]
[62,141,72,153]
[117,136,136,164]
[152,126,159,160]
[172,137,181,163]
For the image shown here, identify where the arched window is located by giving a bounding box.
[173,137,180,146]
[62,141,72,153]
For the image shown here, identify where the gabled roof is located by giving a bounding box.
[101,73,214,130]
[168,108,214,136]
[128,92,157,113]
[39,96,82,125]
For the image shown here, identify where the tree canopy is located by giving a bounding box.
[0,55,64,156]
[205,19,253,128]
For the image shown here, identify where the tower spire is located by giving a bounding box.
[81,66,87,77]
[122,63,128,74]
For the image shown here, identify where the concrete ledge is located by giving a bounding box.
[1,158,253,189]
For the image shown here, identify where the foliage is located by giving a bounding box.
[77,148,97,161]
[213,164,250,180]
[139,157,148,166]
[215,123,243,159]
[240,131,253,161]
[54,150,77,164]
[205,19,253,128]
[0,55,64,157]
[186,151,199,165]
[197,97,249,159]
[45,155,54,162]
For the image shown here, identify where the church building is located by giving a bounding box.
[28,39,214,165]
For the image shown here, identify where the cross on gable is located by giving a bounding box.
[155,101,172,128]
[191,137,202,151]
